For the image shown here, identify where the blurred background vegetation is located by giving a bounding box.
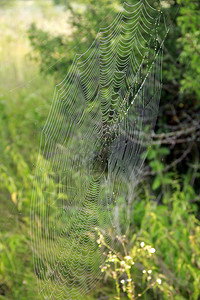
[0,0,199,299]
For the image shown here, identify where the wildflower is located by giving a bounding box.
[125,255,131,260]
[147,270,152,274]
[127,279,132,282]
[142,270,146,273]
[140,242,145,247]
[121,261,125,265]
[157,278,162,284]
[149,248,156,253]
[120,279,125,284]
[147,276,151,281]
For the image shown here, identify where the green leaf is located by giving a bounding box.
[152,175,161,190]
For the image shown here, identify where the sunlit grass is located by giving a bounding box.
[0,1,103,299]
[0,2,73,300]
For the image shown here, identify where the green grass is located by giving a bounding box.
[0,2,73,299]
[0,2,110,299]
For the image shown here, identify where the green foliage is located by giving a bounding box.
[147,145,171,190]
[137,183,200,300]
[177,0,200,99]
[0,0,14,8]
[0,233,40,300]
[0,77,53,299]
[28,0,121,80]
[100,176,200,299]
[0,4,55,297]
[0,0,200,299]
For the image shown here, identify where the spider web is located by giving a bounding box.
[31,1,168,299]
